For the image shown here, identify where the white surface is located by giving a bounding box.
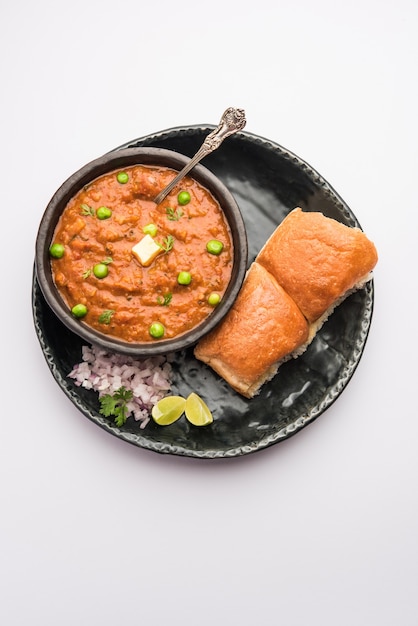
[1,1,417,624]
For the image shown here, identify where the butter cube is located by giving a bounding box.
[132,234,162,267]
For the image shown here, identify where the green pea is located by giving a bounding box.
[206,239,224,255]
[117,171,129,184]
[71,303,88,318]
[207,292,221,306]
[177,190,191,205]
[93,263,109,279]
[97,206,112,220]
[177,271,192,285]
[49,243,65,259]
[149,322,165,339]
[143,223,158,237]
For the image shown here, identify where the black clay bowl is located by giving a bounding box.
[35,147,248,356]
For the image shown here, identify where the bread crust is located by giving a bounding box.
[256,208,378,322]
[195,208,378,398]
[194,262,309,398]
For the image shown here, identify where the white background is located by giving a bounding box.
[1,1,417,624]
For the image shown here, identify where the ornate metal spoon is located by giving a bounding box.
[153,107,246,205]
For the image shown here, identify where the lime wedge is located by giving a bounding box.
[151,396,186,426]
[185,393,213,427]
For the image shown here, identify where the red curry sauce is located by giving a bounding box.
[50,165,233,342]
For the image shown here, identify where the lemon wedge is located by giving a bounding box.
[151,395,186,426]
[185,393,213,427]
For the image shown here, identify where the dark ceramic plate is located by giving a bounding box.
[32,126,374,459]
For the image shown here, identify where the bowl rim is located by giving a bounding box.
[35,146,248,356]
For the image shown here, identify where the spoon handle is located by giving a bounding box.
[154,107,246,205]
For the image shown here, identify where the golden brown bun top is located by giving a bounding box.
[194,262,309,397]
[256,208,378,322]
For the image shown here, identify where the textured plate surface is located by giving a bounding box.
[32,127,374,459]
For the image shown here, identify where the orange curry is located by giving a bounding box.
[50,165,233,342]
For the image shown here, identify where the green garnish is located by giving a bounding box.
[80,203,96,217]
[166,206,183,221]
[158,235,175,254]
[82,268,92,279]
[99,386,133,427]
[98,309,115,324]
[157,292,173,306]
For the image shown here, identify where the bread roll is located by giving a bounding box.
[194,262,309,398]
[195,208,378,398]
[256,208,378,323]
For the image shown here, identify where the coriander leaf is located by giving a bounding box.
[114,387,133,403]
[166,206,183,221]
[157,292,172,306]
[157,235,174,254]
[113,404,128,427]
[99,394,118,417]
[80,203,96,217]
[98,309,115,324]
[99,386,133,427]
